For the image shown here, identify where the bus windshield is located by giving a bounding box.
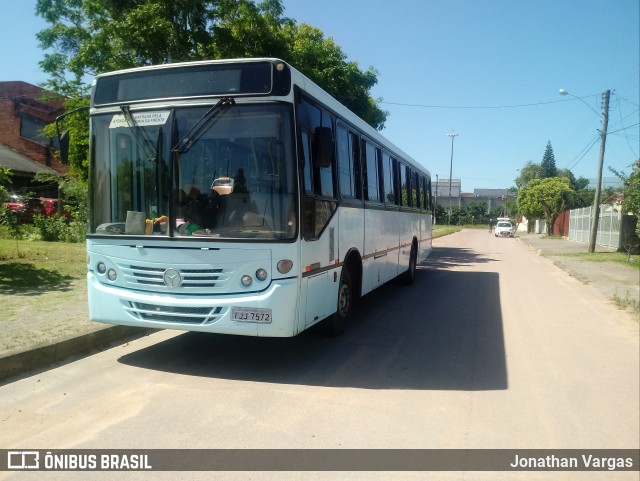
[89,103,297,240]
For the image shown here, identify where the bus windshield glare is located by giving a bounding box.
[89,103,297,240]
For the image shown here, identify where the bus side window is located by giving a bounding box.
[363,139,381,203]
[382,152,396,205]
[296,92,335,199]
[337,124,360,199]
[315,130,335,198]
[399,162,410,207]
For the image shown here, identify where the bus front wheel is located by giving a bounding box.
[323,267,353,336]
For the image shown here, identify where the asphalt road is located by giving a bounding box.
[1,229,638,481]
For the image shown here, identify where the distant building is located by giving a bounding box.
[434,178,462,208]
[434,178,515,214]
[467,188,516,212]
[0,81,66,196]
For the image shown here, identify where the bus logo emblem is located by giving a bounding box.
[163,268,182,288]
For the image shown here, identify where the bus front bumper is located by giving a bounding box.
[88,273,300,337]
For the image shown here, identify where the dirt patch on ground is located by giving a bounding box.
[548,256,639,312]
[0,279,99,353]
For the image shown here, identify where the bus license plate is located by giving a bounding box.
[231,307,272,323]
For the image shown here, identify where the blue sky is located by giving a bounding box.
[1,0,638,191]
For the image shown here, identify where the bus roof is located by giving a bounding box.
[92,58,429,177]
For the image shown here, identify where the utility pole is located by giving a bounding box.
[447,133,458,225]
[588,90,610,253]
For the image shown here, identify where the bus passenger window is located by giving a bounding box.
[337,125,356,198]
[400,163,410,207]
[363,140,381,203]
[382,152,396,205]
[419,175,426,210]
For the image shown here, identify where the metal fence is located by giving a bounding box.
[568,205,621,248]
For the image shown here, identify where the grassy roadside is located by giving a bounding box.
[0,239,86,292]
[0,239,91,352]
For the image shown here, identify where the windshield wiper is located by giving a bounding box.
[172,97,235,154]
[120,105,158,162]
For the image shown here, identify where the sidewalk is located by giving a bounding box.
[517,233,639,312]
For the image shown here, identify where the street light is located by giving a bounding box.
[558,89,610,253]
[447,132,459,225]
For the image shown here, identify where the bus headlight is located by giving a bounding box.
[107,268,118,281]
[255,268,268,281]
[97,262,107,274]
[241,275,253,287]
[277,259,293,274]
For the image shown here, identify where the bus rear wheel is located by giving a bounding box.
[402,243,417,285]
[323,267,353,336]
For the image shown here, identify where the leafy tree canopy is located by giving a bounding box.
[0,166,12,201]
[515,156,591,212]
[610,160,640,238]
[35,0,388,130]
[517,177,574,235]
[515,161,543,188]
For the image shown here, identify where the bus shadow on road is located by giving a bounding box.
[119,249,508,391]
[425,246,499,270]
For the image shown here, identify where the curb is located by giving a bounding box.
[0,325,152,385]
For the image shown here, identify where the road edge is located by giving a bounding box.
[0,326,153,385]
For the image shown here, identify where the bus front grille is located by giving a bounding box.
[122,265,231,292]
[122,301,226,325]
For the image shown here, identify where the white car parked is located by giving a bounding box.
[495,221,514,237]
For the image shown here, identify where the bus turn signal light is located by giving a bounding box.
[277,259,293,274]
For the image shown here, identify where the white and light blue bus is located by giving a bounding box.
[84,58,432,336]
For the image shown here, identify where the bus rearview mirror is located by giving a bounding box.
[58,130,70,164]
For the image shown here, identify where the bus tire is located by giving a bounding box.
[402,243,417,286]
[323,267,353,336]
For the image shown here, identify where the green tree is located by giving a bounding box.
[611,160,640,238]
[556,168,593,209]
[517,177,574,235]
[466,201,488,222]
[35,0,387,132]
[515,161,543,188]
[541,141,557,178]
[516,159,592,212]
[0,166,11,201]
[434,203,446,224]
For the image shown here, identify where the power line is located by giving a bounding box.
[378,98,581,110]
[608,122,639,135]
[615,97,639,158]
[567,136,600,172]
